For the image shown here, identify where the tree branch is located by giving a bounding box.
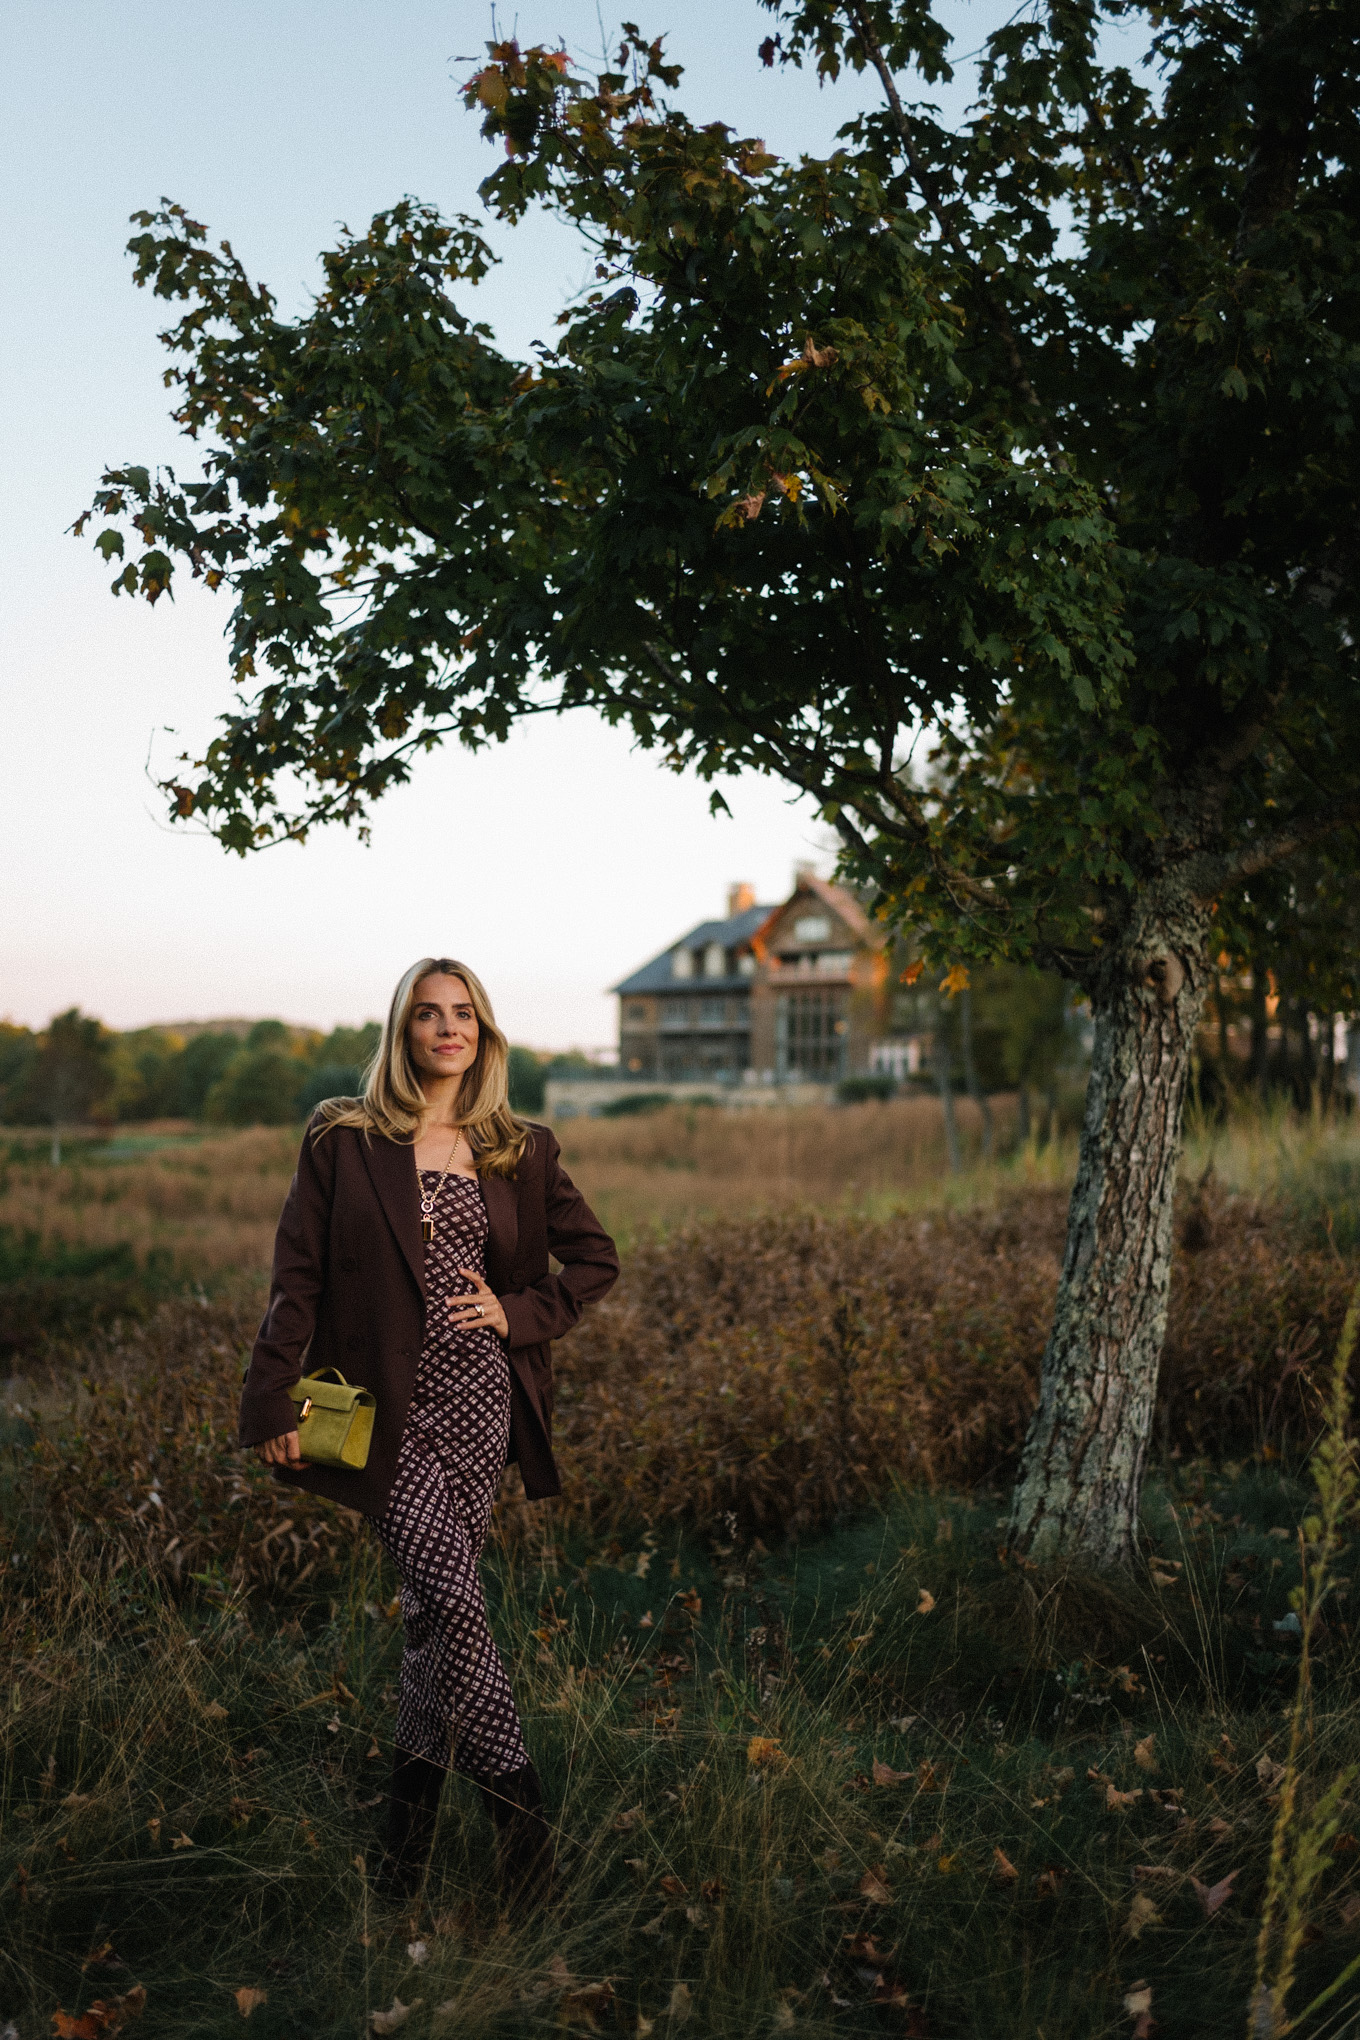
[841,0,1049,431]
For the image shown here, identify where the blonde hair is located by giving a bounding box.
[314,957,531,1177]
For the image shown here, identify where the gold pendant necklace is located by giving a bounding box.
[419,1131,465,1243]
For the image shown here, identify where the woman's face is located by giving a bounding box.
[407,973,480,1091]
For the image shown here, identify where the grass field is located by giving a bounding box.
[3,1100,1360,2036]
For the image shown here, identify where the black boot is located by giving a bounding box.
[478,1762,554,1917]
[374,1749,444,1902]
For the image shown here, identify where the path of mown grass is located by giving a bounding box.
[4,1468,1360,2039]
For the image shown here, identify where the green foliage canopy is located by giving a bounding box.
[78,0,1360,1003]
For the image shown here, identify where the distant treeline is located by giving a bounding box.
[0,1013,583,1127]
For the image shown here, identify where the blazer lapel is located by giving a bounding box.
[359,1133,426,1298]
[480,1171,519,1291]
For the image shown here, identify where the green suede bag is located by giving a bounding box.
[286,1367,376,1470]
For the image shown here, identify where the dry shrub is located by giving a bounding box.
[6,1190,1354,1592]
[8,1293,357,1603]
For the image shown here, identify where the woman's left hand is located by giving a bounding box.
[448,1269,509,1339]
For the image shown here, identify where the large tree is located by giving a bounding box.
[79,0,1360,1566]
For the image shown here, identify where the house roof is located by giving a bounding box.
[612,903,775,996]
[753,874,879,954]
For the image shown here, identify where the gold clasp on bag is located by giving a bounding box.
[298,1396,314,1423]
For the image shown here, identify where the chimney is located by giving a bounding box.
[727,881,757,916]
[793,861,818,888]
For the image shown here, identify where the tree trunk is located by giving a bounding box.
[1007,911,1209,1568]
[933,1026,961,1174]
[1249,964,1269,1096]
[958,988,994,1158]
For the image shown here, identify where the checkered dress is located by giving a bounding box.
[372,1172,529,1778]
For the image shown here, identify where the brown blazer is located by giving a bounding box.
[237,1117,618,1516]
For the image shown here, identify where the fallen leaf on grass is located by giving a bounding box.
[1133,1735,1158,1773]
[1205,1816,1233,1839]
[747,1737,787,1769]
[1256,1753,1287,1790]
[202,1701,228,1722]
[612,1805,644,1830]
[170,1832,194,1850]
[700,1879,725,1903]
[233,1988,267,2019]
[1148,1789,1183,1812]
[52,1987,146,2039]
[667,1981,693,2023]
[81,1947,128,1978]
[1340,1894,1360,1928]
[843,1934,891,1961]
[817,1848,842,1872]
[1035,1867,1067,1898]
[872,1760,912,1786]
[859,1866,892,1904]
[1124,1981,1155,2036]
[563,1981,616,2026]
[1125,1893,1161,1939]
[1134,1866,1180,1886]
[658,1875,689,1898]
[370,2000,422,2035]
[1148,1568,1180,1590]
[1191,1869,1239,1917]
[638,1914,668,1938]
[916,1760,942,1792]
[1107,1785,1144,1811]
[992,1848,1019,1885]
[61,1793,91,1810]
[405,1941,428,1967]
[888,1715,920,1734]
[915,1589,936,1615]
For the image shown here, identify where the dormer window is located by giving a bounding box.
[671,947,694,979]
[794,914,832,943]
[703,942,727,978]
[737,952,756,977]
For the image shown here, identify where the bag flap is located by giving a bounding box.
[288,1373,364,1413]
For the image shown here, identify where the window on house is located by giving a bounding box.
[793,915,831,942]
[671,948,694,978]
[776,988,848,1080]
[703,942,727,977]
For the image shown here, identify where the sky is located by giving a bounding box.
[3,0,1015,1050]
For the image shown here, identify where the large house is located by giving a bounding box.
[612,870,897,1087]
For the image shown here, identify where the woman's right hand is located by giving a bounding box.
[256,1430,306,1468]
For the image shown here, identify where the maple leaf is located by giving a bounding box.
[859,1866,892,1903]
[1106,1784,1144,1811]
[915,1588,936,1615]
[1256,1753,1287,1789]
[1191,1869,1239,1917]
[872,1759,912,1786]
[233,1988,267,2019]
[612,1804,644,1830]
[938,965,970,996]
[900,962,924,986]
[747,1737,786,1768]
[1133,1734,1158,1772]
[659,1875,689,1897]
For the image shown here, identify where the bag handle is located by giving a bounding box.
[305,1367,351,1387]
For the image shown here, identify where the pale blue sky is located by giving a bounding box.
[3,0,1019,1046]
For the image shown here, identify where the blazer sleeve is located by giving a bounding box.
[499,1130,619,1350]
[238,1118,337,1448]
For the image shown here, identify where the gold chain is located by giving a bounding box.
[419,1128,468,1244]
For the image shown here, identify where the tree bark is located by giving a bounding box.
[1007,906,1210,1567]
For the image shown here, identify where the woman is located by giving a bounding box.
[238,957,618,1908]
